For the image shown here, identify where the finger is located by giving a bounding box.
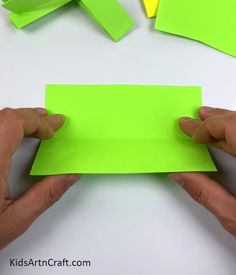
[41,115,65,136]
[179,117,201,137]
[179,116,226,144]
[169,173,236,233]
[180,113,236,156]
[199,106,234,121]
[179,107,234,140]
[15,108,65,138]
[0,174,80,248]
[0,108,65,156]
[15,174,80,219]
[192,116,226,144]
[28,115,65,139]
[0,107,65,185]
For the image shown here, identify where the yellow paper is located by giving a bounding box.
[143,0,159,18]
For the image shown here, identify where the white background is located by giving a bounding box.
[1,1,236,274]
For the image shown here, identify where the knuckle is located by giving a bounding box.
[44,186,64,208]
[31,115,40,128]
[193,121,209,144]
[204,118,217,137]
[190,185,209,205]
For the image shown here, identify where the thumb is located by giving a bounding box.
[8,175,80,237]
[169,173,236,227]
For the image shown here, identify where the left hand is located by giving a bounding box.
[0,107,80,250]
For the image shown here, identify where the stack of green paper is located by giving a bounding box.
[1,0,135,42]
[155,0,236,57]
[31,85,216,175]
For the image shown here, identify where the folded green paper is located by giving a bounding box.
[5,0,71,28]
[31,85,216,175]
[2,0,135,41]
[78,0,135,42]
[155,0,236,57]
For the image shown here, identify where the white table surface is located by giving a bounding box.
[1,1,236,274]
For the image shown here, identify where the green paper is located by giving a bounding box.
[3,0,71,28]
[2,0,135,41]
[155,0,236,57]
[78,0,135,41]
[2,0,54,13]
[31,85,216,175]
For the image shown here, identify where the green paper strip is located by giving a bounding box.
[2,0,71,28]
[8,0,71,28]
[78,0,135,41]
[155,0,236,57]
[2,0,52,13]
[30,85,216,175]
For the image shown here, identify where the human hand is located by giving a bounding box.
[0,108,80,250]
[170,107,236,237]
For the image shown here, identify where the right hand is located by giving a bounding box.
[170,107,236,237]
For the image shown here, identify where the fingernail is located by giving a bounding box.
[201,106,213,113]
[66,175,80,187]
[34,108,47,115]
[53,114,65,122]
[180,117,193,122]
[169,173,185,187]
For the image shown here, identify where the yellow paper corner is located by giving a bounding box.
[143,0,159,18]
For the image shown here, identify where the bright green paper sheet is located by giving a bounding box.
[2,0,57,13]
[30,85,216,175]
[78,0,135,42]
[2,0,72,28]
[155,0,236,57]
[1,0,135,42]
